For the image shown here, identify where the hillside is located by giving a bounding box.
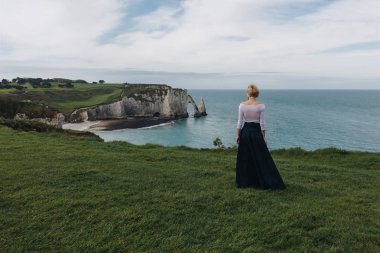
[0,126,379,252]
[0,80,193,124]
[0,81,124,118]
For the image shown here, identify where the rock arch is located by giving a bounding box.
[187,95,207,118]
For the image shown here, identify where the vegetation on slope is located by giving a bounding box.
[0,82,124,118]
[0,126,379,252]
[0,80,178,119]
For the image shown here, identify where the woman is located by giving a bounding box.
[236,84,286,189]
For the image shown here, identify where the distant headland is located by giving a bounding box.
[0,77,206,130]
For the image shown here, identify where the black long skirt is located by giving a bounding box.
[236,122,286,189]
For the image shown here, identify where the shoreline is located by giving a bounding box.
[62,121,101,131]
[63,118,175,131]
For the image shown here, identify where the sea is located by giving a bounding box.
[94,90,380,152]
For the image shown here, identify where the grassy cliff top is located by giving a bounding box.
[0,126,379,252]
[0,82,180,118]
[0,82,124,116]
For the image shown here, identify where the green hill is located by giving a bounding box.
[0,82,124,118]
[0,126,379,252]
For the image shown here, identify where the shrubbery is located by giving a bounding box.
[73,79,88,83]
[30,81,52,88]
[0,84,26,90]
[0,77,91,89]
[0,118,102,141]
[213,137,226,149]
[58,82,74,88]
[0,98,55,119]
[0,117,56,132]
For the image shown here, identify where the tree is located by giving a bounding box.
[58,82,74,88]
[65,82,74,88]
[1,79,9,84]
[74,79,88,84]
[17,78,26,85]
[30,79,41,88]
[41,82,51,88]
[99,80,105,84]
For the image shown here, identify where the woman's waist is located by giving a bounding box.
[242,122,261,130]
[243,121,260,125]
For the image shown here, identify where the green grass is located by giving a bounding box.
[0,89,16,94]
[52,88,123,114]
[0,126,379,252]
[0,83,124,116]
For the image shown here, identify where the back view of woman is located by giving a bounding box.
[236,84,286,189]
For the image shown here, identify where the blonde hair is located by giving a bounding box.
[247,84,259,98]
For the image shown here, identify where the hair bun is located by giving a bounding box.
[247,84,260,98]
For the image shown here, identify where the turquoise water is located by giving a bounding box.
[96,90,380,152]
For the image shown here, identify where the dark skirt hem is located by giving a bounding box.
[236,183,286,190]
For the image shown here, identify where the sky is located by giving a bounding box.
[0,0,379,89]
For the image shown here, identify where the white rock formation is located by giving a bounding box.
[187,95,207,118]
[70,85,190,122]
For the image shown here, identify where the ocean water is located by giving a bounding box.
[96,90,380,152]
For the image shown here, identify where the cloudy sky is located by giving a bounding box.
[1,0,379,89]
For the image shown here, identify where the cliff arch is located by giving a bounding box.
[187,95,207,118]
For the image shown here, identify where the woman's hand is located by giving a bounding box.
[261,130,267,144]
[236,128,241,144]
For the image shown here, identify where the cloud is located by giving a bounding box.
[321,41,380,54]
[0,0,379,88]
[0,0,125,64]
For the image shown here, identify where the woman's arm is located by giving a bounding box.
[236,104,244,144]
[260,106,267,144]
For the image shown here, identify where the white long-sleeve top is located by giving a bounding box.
[236,103,265,130]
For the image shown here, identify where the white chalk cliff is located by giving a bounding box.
[70,84,205,122]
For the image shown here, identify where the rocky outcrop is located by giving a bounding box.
[187,95,207,117]
[70,84,190,123]
[15,112,65,128]
[197,97,207,117]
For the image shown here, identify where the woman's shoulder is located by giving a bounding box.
[240,101,265,106]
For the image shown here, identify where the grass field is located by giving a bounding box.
[0,82,124,116]
[0,126,379,252]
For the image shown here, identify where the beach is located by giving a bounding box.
[63,117,174,131]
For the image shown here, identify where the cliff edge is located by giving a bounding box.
[70,84,198,123]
